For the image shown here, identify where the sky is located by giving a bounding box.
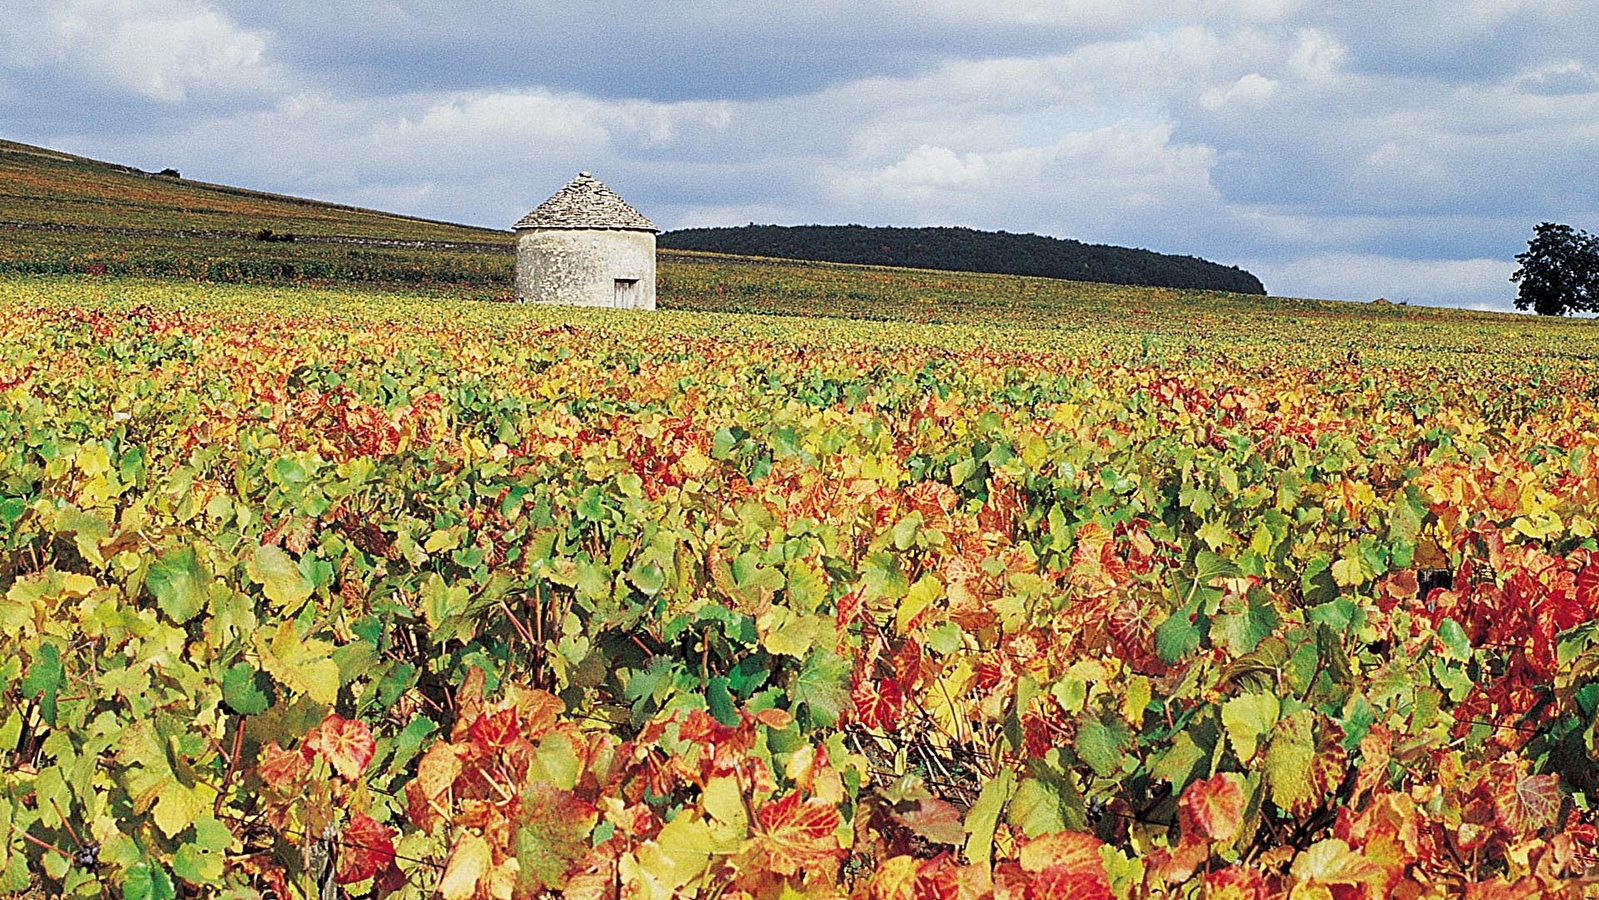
[3,1,1598,311]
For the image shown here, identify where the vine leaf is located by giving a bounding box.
[438,832,491,900]
[221,663,269,716]
[1265,709,1318,816]
[747,790,845,877]
[123,861,177,900]
[173,816,231,885]
[647,814,716,889]
[1031,866,1114,900]
[1018,831,1113,900]
[963,767,1017,868]
[404,742,464,832]
[256,741,309,792]
[333,813,396,885]
[312,714,376,781]
[792,648,852,727]
[1179,773,1246,844]
[247,544,314,612]
[1222,693,1280,763]
[1289,837,1388,891]
[153,782,214,839]
[1495,773,1561,838]
[255,620,341,706]
[892,797,966,846]
[514,782,597,892]
[146,545,211,624]
[468,708,520,755]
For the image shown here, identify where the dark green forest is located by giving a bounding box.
[659,224,1267,295]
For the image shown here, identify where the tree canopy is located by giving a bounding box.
[1511,222,1599,315]
[660,224,1266,295]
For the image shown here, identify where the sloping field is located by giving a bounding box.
[0,138,518,292]
[1,138,1304,322]
[0,137,1524,333]
[0,138,507,242]
[3,273,1599,897]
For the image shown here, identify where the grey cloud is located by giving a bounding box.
[1517,62,1599,96]
[207,0,1125,102]
[1295,0,1599,83]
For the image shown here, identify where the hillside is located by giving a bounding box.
[0,138,509,243]
[1,137,1292,314]
[660,223,1265,294]
[0,137,518,289]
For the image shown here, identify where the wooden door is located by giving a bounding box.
[614,279,638,308]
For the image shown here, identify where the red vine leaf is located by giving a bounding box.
[1494,773,1560,838]
[405,742,464,832]
[1108,595,1160,667]
[1179,773,1246,844]
[1018,830,1106,875]
[889,797,966,847]
[1029,865,1114,900]
[257,741,308,791]
[865,854,962,900]
[1203,866,1267,900]
[315,713,376,781]
[749,790,844,876]
[468,707,520,755]
[852,677,904,730]
[334,813,396,885]
[866,856,919,900]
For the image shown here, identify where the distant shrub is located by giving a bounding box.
[156,168,180,178]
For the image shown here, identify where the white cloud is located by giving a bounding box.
[1515,60,1599,96]
[1,0,280,103]
[821,123,1224,250]
[853,145,992,201]
[78,87,742,227]
[899,0,1301,28]
[386,92,733,154]
[1201,73,1279,110]
[1287,28,1347,80]
[671,203,817,230]
[1248,254,1517,309]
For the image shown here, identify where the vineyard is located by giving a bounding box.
[3,272,1599,899]
[0,139,502,242]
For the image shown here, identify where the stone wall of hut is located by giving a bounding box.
[514,228,656,309]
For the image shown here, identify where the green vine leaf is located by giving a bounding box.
[246,544,314,613]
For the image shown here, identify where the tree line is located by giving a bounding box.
[659,224,1267,295]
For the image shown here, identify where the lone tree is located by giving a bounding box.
[1511,222,1599,315]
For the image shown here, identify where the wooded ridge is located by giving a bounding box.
[660,223,1267,294]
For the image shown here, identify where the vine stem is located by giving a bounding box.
[20,831,74,860]
[214,723,245,817]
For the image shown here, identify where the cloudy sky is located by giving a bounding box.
[3,1,1598,310]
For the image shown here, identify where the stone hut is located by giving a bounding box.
[513,172,658,309]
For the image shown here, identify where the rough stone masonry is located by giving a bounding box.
[513,172,658,309]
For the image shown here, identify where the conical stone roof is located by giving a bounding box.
[513,172,657,232]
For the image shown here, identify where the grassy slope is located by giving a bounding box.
[0,138,511,242]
